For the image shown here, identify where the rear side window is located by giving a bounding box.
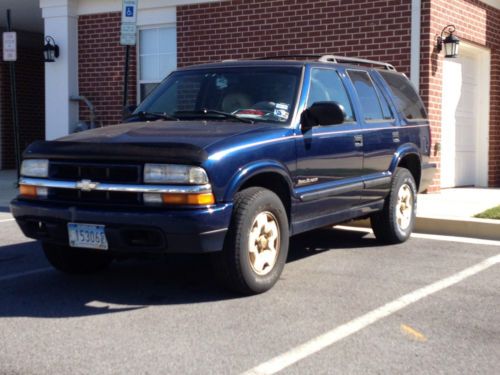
[379,71,427,120]
[348,70,386,121]
[307,68,354,122]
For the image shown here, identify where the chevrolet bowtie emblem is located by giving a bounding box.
[76,179,99,192]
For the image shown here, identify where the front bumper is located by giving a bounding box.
[10,199,233,254]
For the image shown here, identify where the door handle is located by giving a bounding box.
[354,134,363,147]
[392,131,400,143]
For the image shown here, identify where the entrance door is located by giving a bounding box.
[441,44,490,187]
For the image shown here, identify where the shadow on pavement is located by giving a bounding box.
[0,227,376,319]
[288,227,378,262]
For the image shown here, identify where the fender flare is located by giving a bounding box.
[389,143,422,174]
[224,160,295,202]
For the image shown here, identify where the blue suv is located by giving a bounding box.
[11,55,435,294]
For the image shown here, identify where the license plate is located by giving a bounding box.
[68,223,108,250]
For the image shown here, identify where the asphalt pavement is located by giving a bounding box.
[0,219,499,375]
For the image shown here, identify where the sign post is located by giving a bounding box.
[3,9,21,179]
[120,0,138,117]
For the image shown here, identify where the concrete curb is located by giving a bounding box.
[350,216,500,241]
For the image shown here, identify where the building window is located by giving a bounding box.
[138,26,176,101]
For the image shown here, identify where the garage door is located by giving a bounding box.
[440,44,489,188]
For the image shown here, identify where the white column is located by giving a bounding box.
[40,0,78,140]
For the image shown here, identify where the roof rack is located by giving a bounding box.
[318,55,396,71]
[252,54,396,71]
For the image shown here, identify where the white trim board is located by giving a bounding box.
[76,0,219,16]
[137,7,175,26]
[410,0,420,90]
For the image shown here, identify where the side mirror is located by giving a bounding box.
[301,101,346,131]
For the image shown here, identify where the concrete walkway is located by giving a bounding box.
[1,169,499,239]
[412,188,500,240]
[418,188,500,219]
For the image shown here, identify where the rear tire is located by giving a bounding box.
[42,242,113,274]
[211,187,289,294]
[370,168,417,244]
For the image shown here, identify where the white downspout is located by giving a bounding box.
[410,0,421,90]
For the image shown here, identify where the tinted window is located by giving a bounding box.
[307,69,354,122]
[379,71,427,119]
[374,83,394,120]
[348,70,385,121]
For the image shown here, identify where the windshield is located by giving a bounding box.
[134,66,302,124]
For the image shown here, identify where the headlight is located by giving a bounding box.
[20,159,49,178]
[144,164,209,185]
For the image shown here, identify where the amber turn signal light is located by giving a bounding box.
[161,193,215,205]
[19,184,37,198]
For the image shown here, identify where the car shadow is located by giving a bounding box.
[0,227,377,319]
[288,227,378,263]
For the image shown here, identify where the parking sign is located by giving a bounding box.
[121,0,137,23]
[2,32,17,61]
[120,0,138,46]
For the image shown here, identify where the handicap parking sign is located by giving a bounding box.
[121,0,138,45]
[125,6,134,17]
[121,0,138,24]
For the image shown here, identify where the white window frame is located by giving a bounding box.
[136,23,177,104]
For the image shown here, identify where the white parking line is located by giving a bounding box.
[0,218,14,223]
[336,225,500,247]
[242,253,500,375]
[0,267,52,283]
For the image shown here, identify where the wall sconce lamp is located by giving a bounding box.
[43,36,60,62]
[436,25,460,58]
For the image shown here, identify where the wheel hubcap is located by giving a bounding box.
[248,211,280,276]
[396,184,413,231]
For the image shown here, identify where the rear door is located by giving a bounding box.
[346,69,398,204]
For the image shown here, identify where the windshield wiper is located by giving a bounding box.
[175,109,254,124]
[132,111,179,121]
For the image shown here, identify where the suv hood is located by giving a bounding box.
[23,121,285,164]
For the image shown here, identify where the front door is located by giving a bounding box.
[294,67,364,222]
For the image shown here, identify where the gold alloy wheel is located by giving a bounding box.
[248,211,280,276]
[396,183,413,231]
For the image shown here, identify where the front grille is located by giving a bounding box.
[48,161,143,206]
[49,161,141,183]
[48,189,142,205]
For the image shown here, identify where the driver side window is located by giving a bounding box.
[307,69,354,122]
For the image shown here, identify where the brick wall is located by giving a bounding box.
[178,0,412,75]
[78,12,136,127]
[420,0,500,189]
[0,39,45,169]
[74,0,499,188]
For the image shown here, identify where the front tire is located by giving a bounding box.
[211,187,289,294]
[42,242,113,274]
[370,168,417,244]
